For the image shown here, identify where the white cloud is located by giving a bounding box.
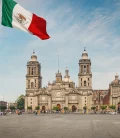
[0,0,120,102]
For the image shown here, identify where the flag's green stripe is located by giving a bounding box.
[1,0,17,27]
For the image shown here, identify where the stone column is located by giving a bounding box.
[48,96,52,110]
[26,80,28,89]
[78,96,82,110]
[33,96,38,110]
[89,65,91,73]
[36,66,38,75]
[110,86,113,105]
[65,95,68,108]
[25,96,28,112]
[27,67,29,75]
[81,65,83,73]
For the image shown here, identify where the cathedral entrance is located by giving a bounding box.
[72,105,76,112]
[42,106,46,111]
[57,104,61,111]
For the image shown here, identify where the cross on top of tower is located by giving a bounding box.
[33,50,35,54]
[84,47,86,51]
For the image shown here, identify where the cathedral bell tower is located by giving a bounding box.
[26,51,42,92]
[55,71,62,83]
[78,48,92,89]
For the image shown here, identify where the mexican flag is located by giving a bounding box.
[1,0,50,40]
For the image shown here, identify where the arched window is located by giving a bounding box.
[28,80,30,88]
[84,66,86,73]
[84,81,86,86]
[34,67,36,75]
[35,80,36,87]
[31,82,34,88]
[29,67,30,75]
[32,68,34,75]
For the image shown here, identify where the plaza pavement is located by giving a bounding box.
[0,113,120,138]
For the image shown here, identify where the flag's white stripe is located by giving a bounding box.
[12,4,32,33]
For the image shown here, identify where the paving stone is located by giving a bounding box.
[0,114,120,138]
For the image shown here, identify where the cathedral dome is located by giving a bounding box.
[69,78,73,82]
[63,77,73,82]
[30,51,37,61]
[63,78,69,82]
[82,48,88,59]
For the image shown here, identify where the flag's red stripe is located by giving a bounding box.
[28,14,50,40]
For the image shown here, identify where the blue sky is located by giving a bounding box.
[0,0,120,102]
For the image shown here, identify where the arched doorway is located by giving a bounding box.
[42,106,46,111]
[57,104,61,111]
[72,105,76,112]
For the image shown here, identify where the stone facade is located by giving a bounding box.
[25,49,120,112]
[109,74,120,110]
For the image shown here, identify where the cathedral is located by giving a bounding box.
[25,49,120,112]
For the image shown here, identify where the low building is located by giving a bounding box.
[7,102,17,109]
[0,101,7,107]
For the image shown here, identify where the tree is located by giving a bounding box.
[53,106,59,111]
[64,107,68,111]
[27,106,32,110]
[100,105,107,111]
[91,107,96,110]
[0,106,7,111]
[16,95,25,110]
[35,106,40,110]
[10,106,16,111]
[83,106,87,110]
[109,105,116,110]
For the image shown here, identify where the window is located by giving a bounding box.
[85,97,86,99]
[32,68,34,75]
[81,83,82,86]
[84,81,86,86]
[28,85,30,88]
[31,82,34,88]
[31,99,32,100]
[35,80,36,87]
[83,66,86,73]
[88,78,89,81]
[81,78,82,81]
[85,101,86,103]
[28,80,30,88]
[88,83,89,86]
[31,102,32,104]
[29,67,30,75]
[34,67,36,75]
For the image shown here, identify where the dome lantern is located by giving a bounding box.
[30,50,37,61]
